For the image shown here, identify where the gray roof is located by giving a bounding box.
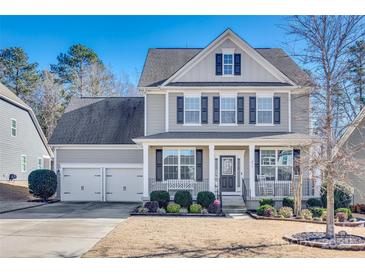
[136,131,312,140]
[0,82,29,109]
[49,97,144,144]
[138,48,312,88]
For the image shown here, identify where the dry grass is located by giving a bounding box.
[83,216,365,258]
[0,182,31,201]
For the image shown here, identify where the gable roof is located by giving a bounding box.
[337,107,365,149]
[139,30,312,88]
[49,97,144,145]
[0,82,53,156]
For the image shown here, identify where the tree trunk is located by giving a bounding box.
[326,178,335,239]
[293,175,302,216]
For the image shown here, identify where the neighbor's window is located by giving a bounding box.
[37,158,43,169]
[11,119,17,137]
[184,96,200,124]
[163,149,195,180]
[223,54,233,75]
[257,97,273,124]
[21,155,27,172]
[260,149,293,181]
[221,97,236,124]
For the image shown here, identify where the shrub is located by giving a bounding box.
[197,191,216,208]
[336,212,347,222]
[208,201,222,214]
[174,190,193,208]
[150,191,170,208]
[263,206,277,217]
[321,184,352,209]
[309,207,326,218]
[259,198,275,207]
[144,201,159,213]
[189,204,203,214]
[157,208,166,214]
[278,207,293,218]
[257,205,275,216]
[201,208,209,214]
[306,198,323,208]
[321,210,327,221]
[351,204,365,213]
[28,169,57,201]
[335,208,352,219]
[137,207,149,213]
[282,197,294,209]
[300,209,313,220]
[167,203,181,213]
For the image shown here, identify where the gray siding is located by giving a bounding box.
[146,94,165,135]
[0,99,49,181]
[291,92,310,134]
[56,148,143,170]
[169,92,289,132]
[178,39,281,83]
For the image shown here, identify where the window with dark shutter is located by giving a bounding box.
[234,54,241,75]
[249,96,256,124]
[274,96,281,124]
[176,96,184,124]
[255,149,260,181]
[293,149,301,175]
[216,54,222,75]
[201,96,208,124]
[156,149,163,182]
[196,149,203,182]
[237,96,244,124]
[213,96,220,123]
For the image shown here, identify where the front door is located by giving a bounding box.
[220,156,236,192]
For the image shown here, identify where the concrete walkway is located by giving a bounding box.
[0,202,138,258]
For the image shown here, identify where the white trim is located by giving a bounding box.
[145,87,297,92]
[60,163,143,169]
[144,93,147,136]
[249,144,255,197]
[20,154,27,173]
[143,144,149,198]
[10,118,17,137]
[184,94,201,125]
[208,144,215,192]
[50,144,142,150]
[53,148,57,172]
[288,92,292,132]
[165,92,169,131]
[256,94,274,125]
[222,48,234,76]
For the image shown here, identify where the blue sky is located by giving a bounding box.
[0,16,294,83]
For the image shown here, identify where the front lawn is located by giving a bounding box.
[83,217,365,258]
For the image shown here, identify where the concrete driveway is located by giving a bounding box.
[0,202,138,258]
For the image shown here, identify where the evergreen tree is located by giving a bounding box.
[348,40,365,111]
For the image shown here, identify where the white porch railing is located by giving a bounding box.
[148,179,209,197]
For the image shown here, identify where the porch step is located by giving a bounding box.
[222,196,247,214]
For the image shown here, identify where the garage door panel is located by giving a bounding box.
[105,168,143,202]
[61,168,102,201]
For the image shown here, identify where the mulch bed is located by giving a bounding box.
[284,231,365,251]
[130,212,225,217]
[247,211,365,227]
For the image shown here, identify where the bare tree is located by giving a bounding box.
[115,69,141,97]
[286,16,365,238]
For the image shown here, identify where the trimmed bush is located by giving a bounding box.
[263,206,277,217]
[197,191,216,208]
[259,198,275,207]
[157,208,166,214]
[137,207,149,213]
[167,203,181,213]
[309,207,326,218]
[28,169,57,201]
[144,201,159,213]
[278,207,293,218]
[282,197,294,209]
[335,208,352,219]
[321,184,352,209]
[174,190,193,208]
[300,209,313,220]
[257,204,275,216]
[336,212,347,222]
[306,198,323,208]
[189,204,203,214]
[150,191,170,208]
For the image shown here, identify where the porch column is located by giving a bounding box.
[249,144,256,197]
[143,144,149,200]
[208,144,215,192]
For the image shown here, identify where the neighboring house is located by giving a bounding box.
[0,83,52,183]
[49,28,320,208]
[337,107,365,204]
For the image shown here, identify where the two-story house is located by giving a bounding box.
[49,29,320,208]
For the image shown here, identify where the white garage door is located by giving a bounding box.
[105,168,143,202]
[61,168,102,201]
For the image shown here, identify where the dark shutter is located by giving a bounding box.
[237,96,244,124]
[201,96,208,124]
[293,149,301,175]
[196,149,203,182]
[255,149,260,181]
[249,96,256,124]
[176,96,184,124]
[234,54,241,75]
[215,54,222,75]
[156,149,163,182]
[213,96,220,124]
[274,96,281,124]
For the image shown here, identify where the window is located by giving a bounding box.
[221,97,236,124]
[260,149,293,181]
[184,96,200,124]
[37,158,43,169]
[163,149,195,180]
[257,96,273,124]
[223,54,233,75]
[21,155,27,172]
[11,119,17,137]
